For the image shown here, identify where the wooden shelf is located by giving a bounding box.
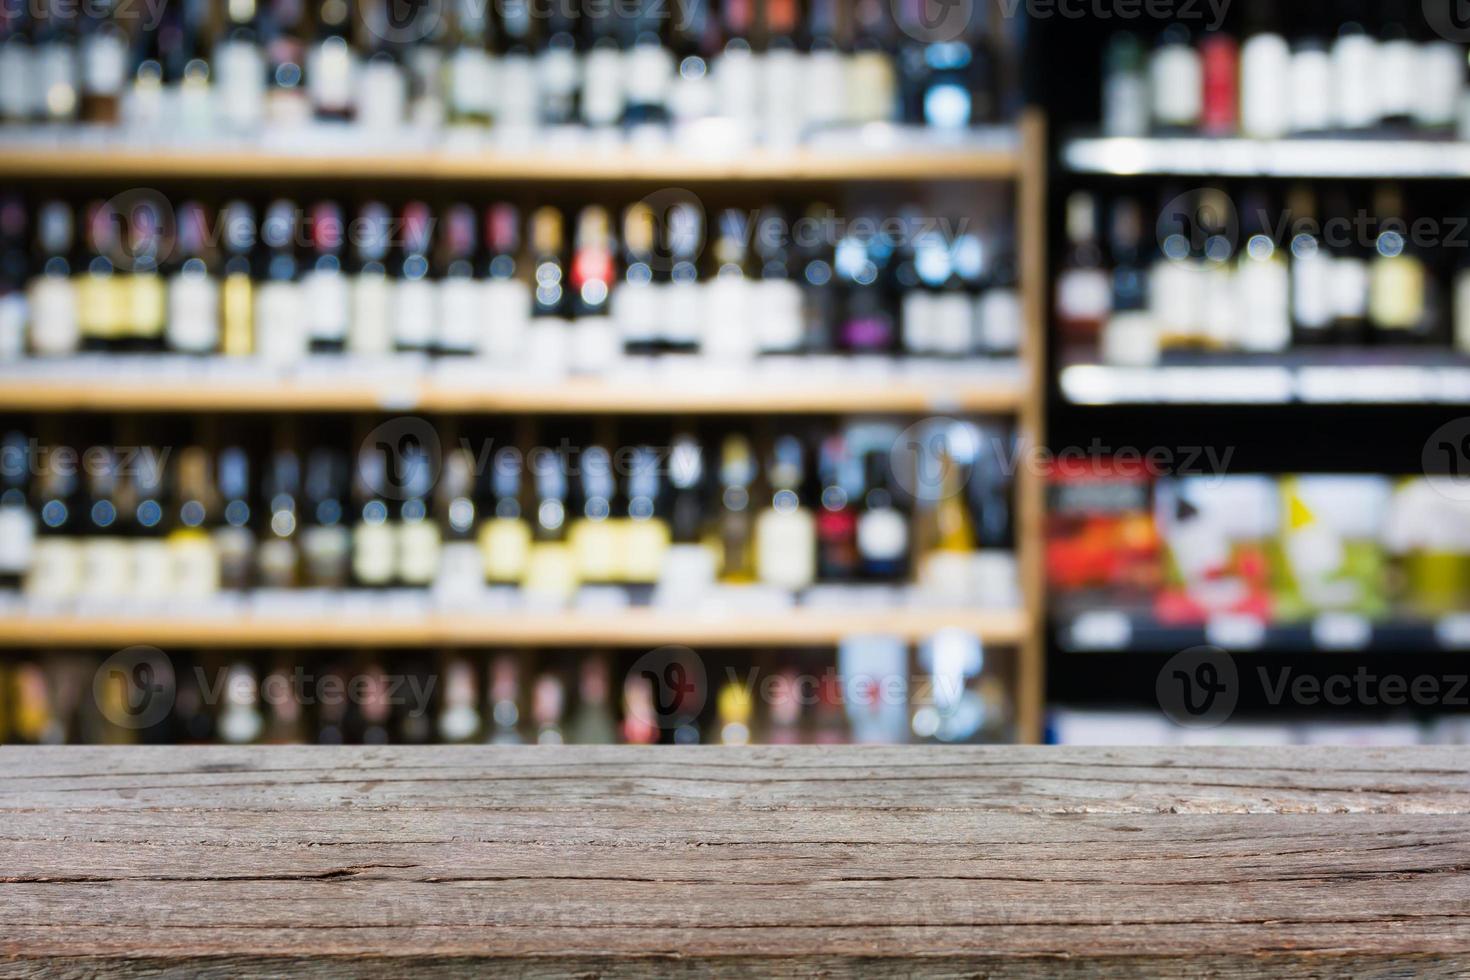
[0,607,1029,648]
[0,140,1020,182]
[0,376,1026,414]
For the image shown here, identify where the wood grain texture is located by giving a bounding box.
[2,746,1467,977]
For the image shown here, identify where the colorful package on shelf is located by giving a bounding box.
[1044,457,1160,603]
[1274,476,1393,620]
[1153,476,1276,625]
[1381,478,1470,617]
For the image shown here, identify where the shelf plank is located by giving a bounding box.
[0,608,1029,648]
[1062,135,1470,178]
[0,141,1020,182]
[0,377,1026,414]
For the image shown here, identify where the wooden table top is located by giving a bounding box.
[3,745,1468,977]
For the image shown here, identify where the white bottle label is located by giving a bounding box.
[30,276,79,356]
[1202,263,1240,348]
[845,50,895,124]
[255,281,306,365]
[901,290,936,354]
[1416,41,1463,128]
[483,278,531,359]
[661,280,704,349]
[612,279,659,350]
[166,271,220,353]
[448,47,494,118]
[439,276,483,354]
[26,539,82,600]
[625,44,672,108]
[349,273,394,355]
[1288,49,1332,133]
[1103,72,1147,137]
[1331,256,1369,320]
[857,507,908,562]
[0,40,34,120]
[1377,38,1416,121]
[0,504,36,574]
[802,50,844,128]
[1150,260,1204,340]
[358,59,406,131]
[80,538,131,600]
[930,292,973,356]
[755,507,815,589]
[216,40,265,129]
[536,47,580,111]
[397,521,441,585]
[479,518,530,581]
[580,46,625,127]
[393,277,436,350]
[571,316,620,374]
[1057,269,1111,322]
[977,288,1021,355]
[1240,34,1291,138]
[0,293,25,361]
[718,48,759,129]
[81,31,126,96]
[37,42,77,120]
[1292,248,1334,331]
[132,540,173,600]
[1331,35,1379,130]
[353,522,396,585]
[761,47,803,143]
[496,54,538,128]
[753,278,804,353]
[169,535,221,597]
[701,278,753,362]
[436,539,483,593]
[1150,45,1202,127]
[1237,257,1290,352]
[303,268,349,345]
[309,39,355,114]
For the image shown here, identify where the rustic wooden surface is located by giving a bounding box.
[2,745,1468,977]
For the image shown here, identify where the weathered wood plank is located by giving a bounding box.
[2,746,1467,977]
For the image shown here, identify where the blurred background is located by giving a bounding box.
[0,0,1467,746]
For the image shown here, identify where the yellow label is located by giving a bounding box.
[76,273,123,339]
[523,542,578,601]
[1369,256,1425,330]
[479,518,531,583]
[221,274,254,355]
[622,518,671,584]
[570,518,621,583]
[129,273,166,338]
[168,529,221,597]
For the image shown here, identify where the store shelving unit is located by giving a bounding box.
[0,113,1052,741]
[0,133,1021,182]
[1062,135,1470,179]
[0,374,1027,414]
[0,607,1030,649]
